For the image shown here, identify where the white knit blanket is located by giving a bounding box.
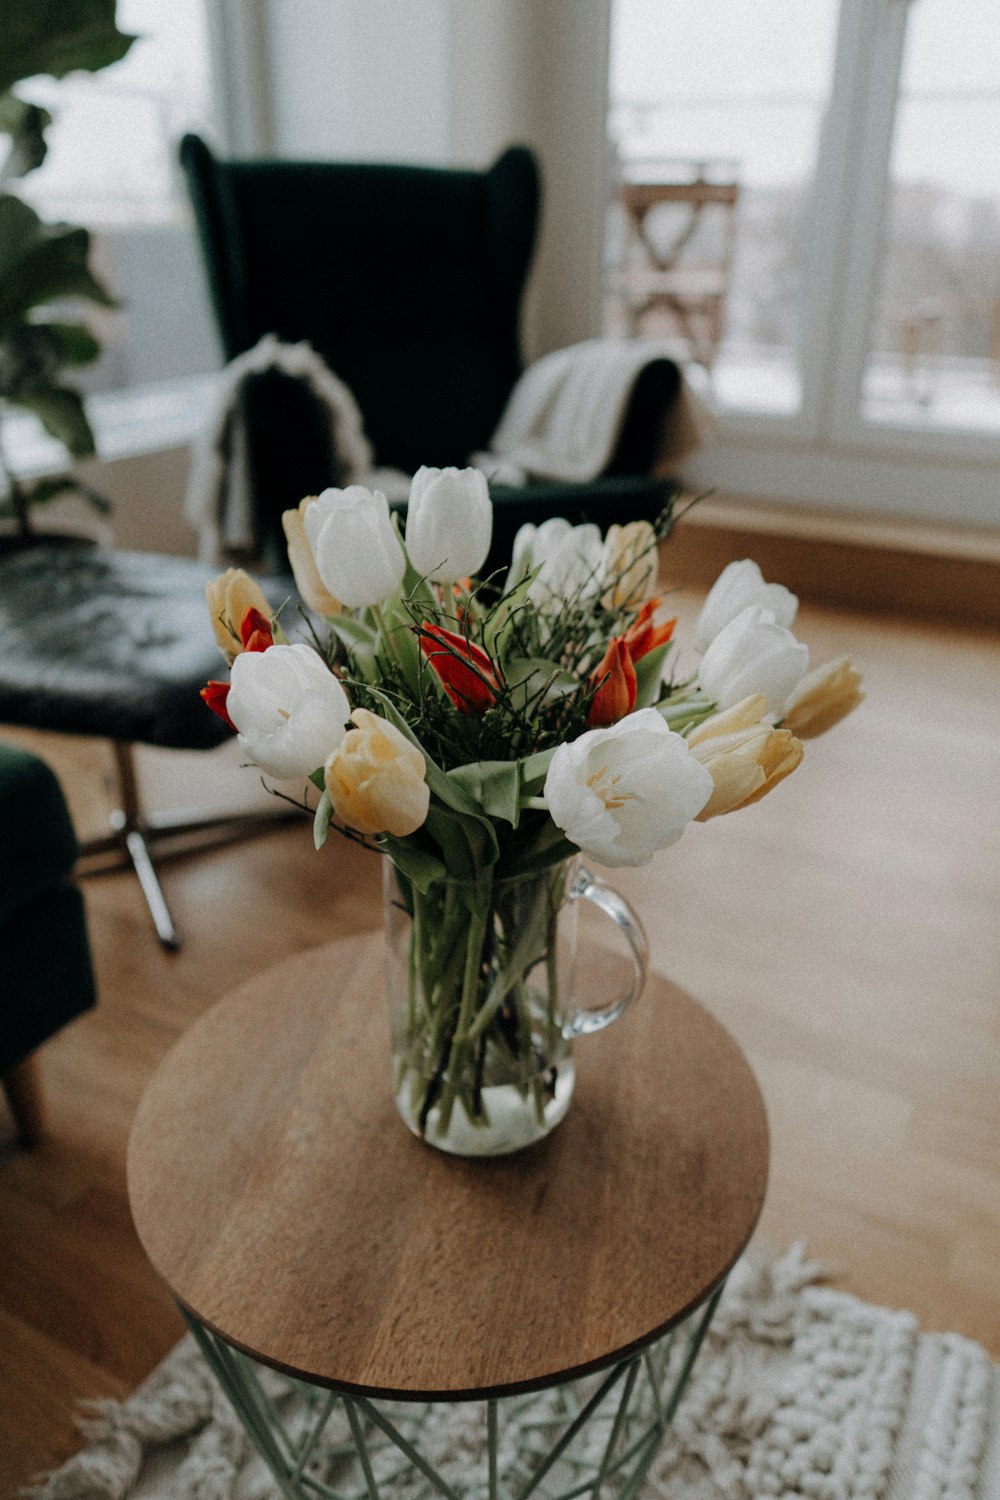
[183,335,409,563]
[26,1245,1000,1500]
[472,336,714,486]
[185,334,713,564]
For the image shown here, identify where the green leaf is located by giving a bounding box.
[45,320,101,366]
[0,195,116,328]
[499,828,579,882]
[327,613,379,679]
[0,94,51,179]
[313,789,333,849]
[13,384,94,457]
[504,655,580,709]
[483,568,534,657]
[519,746,558,794]
[391,512,436,614]
[19,472,105,510]
[633,641,672,710]
[378,836,446,895]
[423,804,494,878]
[0,1,136,97]
[448,760,522,827]
[0,320,99,399]
[381,601,421,695]
[15,384,94,457]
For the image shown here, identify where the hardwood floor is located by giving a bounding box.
[2,585,999,1492]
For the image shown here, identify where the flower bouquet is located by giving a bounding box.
[202,469,862,1156]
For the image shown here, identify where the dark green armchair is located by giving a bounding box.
[179,136,676,574]
[0,742,96,1145]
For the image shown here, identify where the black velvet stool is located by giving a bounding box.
[0,541,298,950]
[0,740,96,1144]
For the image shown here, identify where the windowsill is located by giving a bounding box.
[2,373,220,479]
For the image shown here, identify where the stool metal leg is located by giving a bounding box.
[78,740,303,950]
[179,1278,726,1500]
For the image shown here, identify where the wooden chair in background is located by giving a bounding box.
[611,162,741,373]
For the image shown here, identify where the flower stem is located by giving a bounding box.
[370,602,407,676]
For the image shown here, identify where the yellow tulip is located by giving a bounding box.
[688,694,803,819]
[782,657,863,738]
[601,520,658,609]
[325,709,429,837]
[205,567,272,663]
[281,498,343,616]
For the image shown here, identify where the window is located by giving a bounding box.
[607,0,841,418]
[16,0,222,393]
[607,0,1000,523]
[861,0,1000,434]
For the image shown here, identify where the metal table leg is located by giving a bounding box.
[180,1281,725,1500]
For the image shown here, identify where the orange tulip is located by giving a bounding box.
[587,637,637,727]
[623,599,676,663]
[200,679,236,731]
[419,623,499,714]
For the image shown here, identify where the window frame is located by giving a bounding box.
[612,0,1000,523]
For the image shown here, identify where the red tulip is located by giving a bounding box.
[240,606,274,654]
[623,598,676,663]
[420,623,499,714]
[201,679,236,732]
[587,637,637,727]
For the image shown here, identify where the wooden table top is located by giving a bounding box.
[127,931,768,1400]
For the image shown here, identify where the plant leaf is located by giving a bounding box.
[326,613,378,679]
[18,473,103,510]
[423,804,495,877]
[0,94,51,179]
[0,195,116,328]
[633,641,672,710]
[14,384,95,457]
[0,1,136,96]
[45,320,102,366]
[378,836,446,894]
[313,789,333,849]
[448,760,522,827]
[483,568,534,657]
[519,746,558,794]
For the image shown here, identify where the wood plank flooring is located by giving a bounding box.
[1,585,999,1492]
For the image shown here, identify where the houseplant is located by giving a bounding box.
[0,0,134,537]
[202,472,863,1156]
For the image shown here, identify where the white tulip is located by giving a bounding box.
[543,708,712,868]
[693,559,798,653]
[698,605,809,715]
[512,517,605,607]
[405,466,493,582]
[227,643,351,780]
[303,486,405,609]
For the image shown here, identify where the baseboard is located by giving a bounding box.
[662,495,1000,629]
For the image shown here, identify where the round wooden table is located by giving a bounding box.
[128,932,768,1497]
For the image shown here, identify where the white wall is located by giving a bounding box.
[264,0,452,162]
[258,0,612,360]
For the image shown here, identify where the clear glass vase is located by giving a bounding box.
[383,856,648,1157]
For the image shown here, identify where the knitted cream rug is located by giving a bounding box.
[26,1246,1000,1500]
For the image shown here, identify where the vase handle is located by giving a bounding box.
[563,867,649,1038]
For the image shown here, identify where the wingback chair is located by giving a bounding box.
[0,742,97,1145]
[179,135,677,573]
